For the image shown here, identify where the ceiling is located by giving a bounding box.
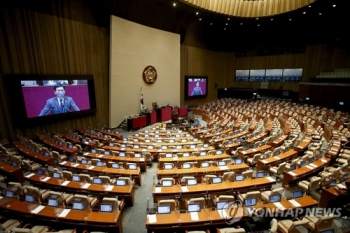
[109,0,347,52]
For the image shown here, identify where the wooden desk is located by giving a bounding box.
[37,135,77,155]
[238,145,272,159]
[59,161,142,186]
[157,163,249,180]
[97,129,123,140]
[146,195,316,233]
[282,158,330,187]
[0,161,24,183]
[294,138,312,154]
[152,177,276,201]
[0,197,123,233]
[158,154,230,163]
[319,178,350,208]
[270,134,289,147]
[256,150,298,171]
[13,141,55,166]
[114,139,202,146]
[77,129,110,142]
[24,173,135,205]
[61,133,81,144]
[83,152,147,172]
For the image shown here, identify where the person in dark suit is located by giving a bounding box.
[39,84,80,116]
[191,82,203,96]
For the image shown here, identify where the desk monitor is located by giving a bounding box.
[235,174,244,181]
[119,152,126,157]
[68,156,75,162]
[128,164,137,170]
[35,149,40,153]
[188,203,201,212]
[147,145,154,149]
[183,163,191,169]
[116,179,126,186]
[339,102,344,106]
[81,159,88,165]
[44,152,50,157]
[256,171,266,178]
[72,201,85,210]
[329,179,337,187]
[308,157,315,163]
[145,139,151,143]
[157,205,171,214]
[164,164,173,170]
[88,139,92,142]
[217,201,229,210]
[157,139,162,143]
[218,161,226,166]
[48,198,59,207]
[169,139,175,143]
[100,203,113,212]
[93,178,102,184]
[234,158,243,164]
[269,194,281,203]
[2,157,8,163]
[68,144,73,149]
[245,198,256,207]
[182,139,187,142]
[193,138,199,142]
[183,152,190,157]
[36,168,44,175]
[176,145,182,149]
[121,144,126,148]
[175,134,180,138]
[162,180,173,187]
[72,175,80,182]
[292,190,303,199]
[104,151,110,155]
[274,150,280,156]
[320,230,334,233]
[161,146,168,149]
[109,143,114,146]
[123,137,128,141]
[25,194,35,203]
[91,149,97,154]
[212,177,222,184]
[165,153,173,158]
[343,173,349,180]
[112,163,119,169]
[300,160,306,167]
[204,144,209,148]
[135,153,141,158]
[187,179,197,186]
[200,151,206,156]
[290,164,297,171]
[190,145,196,149]
[134,145,140,149]
[11,162,17,167]
[306,97,310,100]
[201,162,210,168]
[53,172,61,179]
[59,141,64,146]
[5,189,15,198]
[96,161,104,167]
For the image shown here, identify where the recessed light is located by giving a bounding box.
[224,28,226,30]
[173,2,176,6]
[308,5,311,8]
[256,18,259,20]
[303,12,306,14]
[240,23,243,25]
[258,24,260,26]
[227,18,230,20]
[333,4,336,7]
[199,18,202,21]
[289,18,292,21]
[319,13,322,15]
[210,23,213,25]
[271,18,273,21]
[196,12,199,15]
[226,23,228,25]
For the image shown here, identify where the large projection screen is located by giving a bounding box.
[109,16,180,127]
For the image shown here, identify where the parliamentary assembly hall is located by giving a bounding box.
[0,0,350,232]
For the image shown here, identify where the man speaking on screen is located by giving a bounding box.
[39,84,80,116]
[191,81,203,96]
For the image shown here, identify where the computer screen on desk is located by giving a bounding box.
[329,179,337,187]
[188,203,201,212]
[5,189,14,198]
[53,172,61,179]
[164,164,173,170]
[91,149,96,153]
[245,198,256,207]
[157,205,171,214]
[218,161,226,167]
[128,164,137,170]
[290,164,297,171]
[200,152,206,156]
[165,153,172,158]
[235,174,244,181]
[72,201,85,210]
[216,150,223,155]
[187,179,197,186]
[183,153,190,157]
[112,163,119,168]
[145,140,151,143]
[72,175,80,182]
[119,152,125,157]
[212,177,222,184]
[44,152,50,157]
[100,203,113,212]
[292,190,303,199]
[234,159,242,164]
[201,162,210,168]
[256,171,266,178]
[190,145,196,149]
[309,157,315,163]
[109,143,114,146]
[81,159,88,165]
[183,163,191,169]
[25,194,35,203]
[121,144,126,148]
[48,198,59,207]
[343,173,349,180]
[135,153,141,158]
[116,179,126,186]
[162,146,168,150]
[269,194,281,203]
[157,139,162,143]
[93,178,102,184]
[300,161,306,167]
[96,161,104,167]
[134,145,140,149]
[274,150,280,156]
[104,151,110,155]
[320,230,334,233]
[147,145,153,149]
[217,201,229,210]
[36,168,44,175]
[162,180,173,187]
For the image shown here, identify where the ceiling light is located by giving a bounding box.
[227,18,230,20]
[226,23,228,25]
[303,12,306,14]
[173,2,176,6]
[289,18,292,21]
[319,13,322,15]
[199,18,202,21]
[271,18,273,21]
[333,4,336,7]
[256,18,259,20]
[240,23,243,25]
[210,23,213,25]
[258,24,260,26]
[196,12,199,15]
[308,5,311,8]
[224,28,226,30]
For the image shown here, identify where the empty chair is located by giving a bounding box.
[52,151,67,162]
[268,162,287,180]
[98,175,116,184]
[242,170,253,179]
[303,215,335,233]
[22,159,41,172]
[246,153,261,168]
[217,228,246,233]
[158,199,176,211]
[10,225,50,233]
[143,152,153,165]
[69,194,98,210]
[79,174,92,183]
[181,176,196,184]
[62,171,73,181]
[203,174,217,184]
[261,187,284,202]
[101,197,124,211]
[186,197,206,209]
[231,147,244,158]
[216,195,235,203]
[222,172,235,182]
[277,218,310,233]
[298,176,321,194]
[96,148,105,154]
[0,219,21,232]
[238,191,261,206]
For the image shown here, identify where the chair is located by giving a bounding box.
[217,228,246,233]
[79,174,92,183]
[62,171,73,181]
[23,186,49,204]
[10,225,50,233]
[242,170,253,179]
[186,197,206,209]
[303,215,335,233]
[247,153,261,168]
[52,151,67,162]
[231,147,243,158]
[203,174,217,184]
[222,172,235,182]
[96,148,105,154]
[297,176,321,194]
[277,218,310,233]
[216,195,235,203]
[268,162,287,180]
[270,218,278,233]
[182,162,195,169]
[22,159,41,172]
[98,175,116,184]
[261,187,284,202]
[69,194,98,210]
[0,219,21,232]
[181,176,196,184]
[238,191,261,206]
[101,197,124,211]
[7,182,25,198]
[158,199,176,211]
[143,152,153,165]
[185,230,210,233]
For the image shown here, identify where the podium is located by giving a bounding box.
[179,107,188,117]
[146,111,157,125]
[156,106,172,122]
[127,115,147,131]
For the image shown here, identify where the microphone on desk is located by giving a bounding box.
[45,106,54,116]
[64,107,72,112]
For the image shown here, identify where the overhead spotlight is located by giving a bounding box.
[240,23,243,25]
[333,4,336,7]
[199,18,202,21]
[256,17,259,20]
[289,18,292,21]
[303,12,306,14]
[258,24,260,26]
[226,23,228,25]
[271,18,273,21]
[308,5,311,7]
[224,28,226,30]
[196,12,199,15]
[319,13,322,15]
[173,2,176,6]
[227,18,230,20]
[210,23,213,25]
